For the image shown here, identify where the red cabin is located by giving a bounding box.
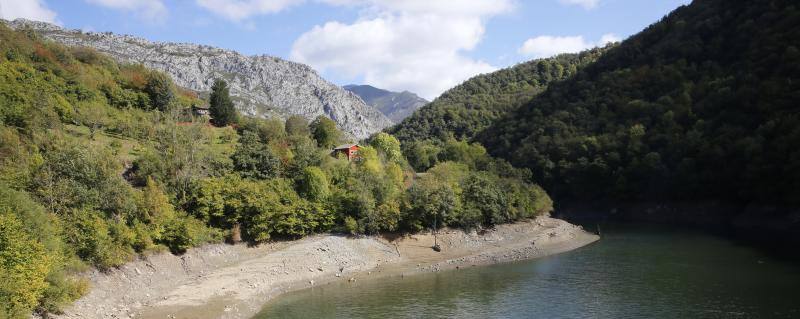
[332,144,359,161]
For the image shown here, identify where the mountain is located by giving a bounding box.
[6,19,391,139]
[0,21,553,317]
[477,0,800,206]
[343,84,428,122]
[386,47,608,148]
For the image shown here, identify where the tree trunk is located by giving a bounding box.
[432,214,441,252]
[230,222,242,243]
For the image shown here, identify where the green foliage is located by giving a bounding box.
[0,212,51,318]
[284,115,309,136]
[131,122,235,203]
[209,79,237,126]
[144,72,174,112]
[33,139,137,216]
[404,174,458,232]
[479,0,800,206]
[0,22,557,317]
[135,178,220,254]
[309,115,341,148]
[369,132,404,164]
[0,24,217,315]
[62,208,134,270]
[343,216,360,235]
[238,117,285,142]
[388,47,609,155]
[190,175,333,242]
[440,138,488,170]
[405,140,442,171]
[0,186,86,316]
[285,134,324,175]
[232,130,281,179]
[403,161,551,231]
[461,173,507,226]
[298,166,330,201]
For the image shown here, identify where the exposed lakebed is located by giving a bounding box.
[256,223,800,318]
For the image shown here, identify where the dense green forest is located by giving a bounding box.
[478,0,800,206]
[387,47,608,171]
[0,24,551,317]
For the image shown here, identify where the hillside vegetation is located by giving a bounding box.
[478,0,800,206]
[387,47,608,171]
[0,24,552,317]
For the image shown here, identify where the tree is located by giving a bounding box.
[407,140,442,171]
[285,115,310,136]
[298,166,330,202]
[77,102,107,140]
[209,79,237,126]
[310,115,341,148]
[441,139,488,169]
[404,176,457,232]
[462,172,507,226]
[144,72,174,112]
[232,130,281,179]
[369,132,403,164]
[190,175,249,241]
[286,135,322,176]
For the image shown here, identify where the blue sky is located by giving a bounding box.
[1,0,690,99]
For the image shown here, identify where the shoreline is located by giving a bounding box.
[53,217,599,319]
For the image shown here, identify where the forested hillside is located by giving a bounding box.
[387,47,608,170]
[478,0,800,206]
[0,24,552,317]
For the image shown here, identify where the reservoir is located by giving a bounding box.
[255,223,800,318]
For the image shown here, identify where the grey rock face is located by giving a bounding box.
[344,85,427,122]
[7,19,391,139]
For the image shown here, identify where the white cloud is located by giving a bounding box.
[0,0,58,24]
[85,0,167,23]
[290,0,512,100]
[518,36,588,58]
[558,0,599,9]
[518,33,620,59]
[195,0,305,21]
[599,33,621,44]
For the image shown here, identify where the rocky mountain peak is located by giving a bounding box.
[344,84,428,122]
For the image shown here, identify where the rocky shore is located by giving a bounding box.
[53,217,598,319]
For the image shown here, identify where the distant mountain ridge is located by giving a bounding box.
[6,19,391,139]
[344,84,428,122]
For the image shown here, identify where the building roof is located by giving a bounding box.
[333,143,358,150]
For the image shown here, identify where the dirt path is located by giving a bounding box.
[53,217,598,319]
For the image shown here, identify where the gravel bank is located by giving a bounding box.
[53,217,598,319]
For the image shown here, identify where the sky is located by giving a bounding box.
[1,0,690,100]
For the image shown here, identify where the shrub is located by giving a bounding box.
[0,212,52,318]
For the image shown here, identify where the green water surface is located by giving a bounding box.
[255,223,800,318]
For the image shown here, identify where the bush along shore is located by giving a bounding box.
[52,217,598,319]
[0,23,558,318]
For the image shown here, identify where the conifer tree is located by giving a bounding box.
[209,79,237,126]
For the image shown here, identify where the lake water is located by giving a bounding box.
[255,223,800,318]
